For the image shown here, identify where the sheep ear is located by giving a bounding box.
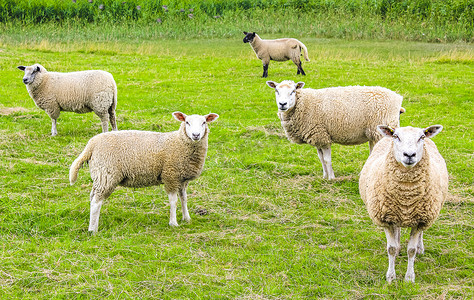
[296,82,305,89]
[172,112,187,122]
[205,113,219,123]
[377,125,395,137]
[35,66,41,73]
[266,81,278,89]
[423,125,443,138]
[243,31,248,35]
[17,66,26,71]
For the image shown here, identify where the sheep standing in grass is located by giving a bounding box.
[243,32,310,78]
[69,112,219,232]
[359,125,448,283]
[266,80,405,180]
[18,63,118,136]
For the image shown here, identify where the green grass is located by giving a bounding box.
[0,33,473,298]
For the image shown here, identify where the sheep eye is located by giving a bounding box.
[185,121,190,125]
[419,135,426,141]
[202,122,206,126]
[393,134,400,141]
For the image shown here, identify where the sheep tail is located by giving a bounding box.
[69,139,96,185]
[299,41,310,62]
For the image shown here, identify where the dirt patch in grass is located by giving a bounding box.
[0,107,28,116]
[245,125,286,138]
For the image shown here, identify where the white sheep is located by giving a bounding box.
[69,112,219,232]
[17,63,118,136]
[243,32,310,78]
[359,125,448,283]
[266,80,405,180]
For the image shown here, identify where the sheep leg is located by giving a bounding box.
[405,226,423,282]
[50,118,58,136]
[369,141,376,154]
[292,57,306,76]
[296,60,301,75]
[262,63,269,78]
[297,61,306,76]
[46,109,60,136]
[88,189,103,233]
[178,185,191,223]
[316,148,329,179]
[395,226,401,255]
[320,146,335,180]
[97,113,110,133]
[417,231,424,254]
[108,107,118,131]
[168,192,179,227]
[384,225,400,283]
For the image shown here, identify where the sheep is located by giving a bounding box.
[243,32,310,78]
[359,125,448,283]
[17,63,118,136]
[69,112,219,232]
[266,80,405,180]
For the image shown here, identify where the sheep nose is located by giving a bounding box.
[403,152,416,159]
[280,102,287,107]
[23,78,28,83]
[192,133,200,140]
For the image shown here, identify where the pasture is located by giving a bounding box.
[0,33,473,298]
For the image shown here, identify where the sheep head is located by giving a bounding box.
[377,125,443,168]
[243,32,256,43]
[17,64,44,85]
[266,80,305,112]
[173,112,219,142]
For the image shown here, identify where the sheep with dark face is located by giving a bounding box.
[359,125,448,283]
[18,63,118,136]
[243,32,310,78]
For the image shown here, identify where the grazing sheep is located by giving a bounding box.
[69,112,219,232]
[17,63,118,136]
[359,125,448,283]
[266,80,405,180]
[243,32,310,78]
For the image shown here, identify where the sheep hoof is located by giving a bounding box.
[417,246,424,255]
[404,272,415,283]
[169,222,179,227]
[386,271,396,283]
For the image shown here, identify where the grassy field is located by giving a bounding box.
[0,33,473,298]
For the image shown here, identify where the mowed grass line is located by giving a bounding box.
[0,38,473,298]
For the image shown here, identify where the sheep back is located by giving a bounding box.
[87,127,208,193]
[266,39,303,61]
[252,37,306,62]
[280,86,403,148]
[359,137,448,230]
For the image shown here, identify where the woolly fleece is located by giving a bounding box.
[279,86,404,149]
[69,122,209,195]
[359,137,449,230]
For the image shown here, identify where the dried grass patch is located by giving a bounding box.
[0,107,28,116]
